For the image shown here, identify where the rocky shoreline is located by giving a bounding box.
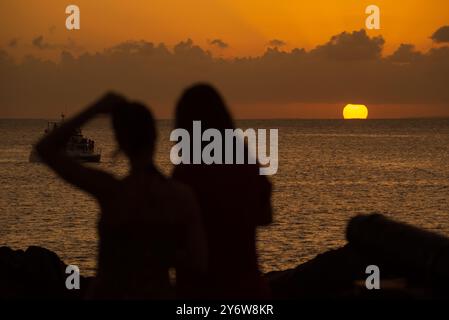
[1,214,449,299]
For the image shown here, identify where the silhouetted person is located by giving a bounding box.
[172,84,273,299]
[36,93,206,299]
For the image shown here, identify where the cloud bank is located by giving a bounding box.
[31,35,83,51]
[268,39,286,48]
[431,25,449,43]
[1,29,448,118]
[209,39,229,49]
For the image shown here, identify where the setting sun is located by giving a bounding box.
[343,104,368,119]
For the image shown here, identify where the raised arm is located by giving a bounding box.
[36,92,127,199]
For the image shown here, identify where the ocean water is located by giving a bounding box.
[1,118,449,275]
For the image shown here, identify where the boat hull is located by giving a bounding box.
[72,153,101,163]
[29,149,101,163]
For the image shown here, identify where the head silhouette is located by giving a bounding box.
[112,102,156,163]
[175,83,234,132]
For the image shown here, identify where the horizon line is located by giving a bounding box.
[1,116,449,121]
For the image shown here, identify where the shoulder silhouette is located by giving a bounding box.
[36,93,206,299]
[172,84,272,299]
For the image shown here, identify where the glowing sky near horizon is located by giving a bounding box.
[1,0,448,60]
[1,0,449,119]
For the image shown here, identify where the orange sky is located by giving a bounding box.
[0,1,448,119]
[1,0,449,60]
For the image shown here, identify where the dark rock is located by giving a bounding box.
[3,214,449,299]
[266,244,416,299]
[266,214,449,299]
[266,245,367,299]
[0,246,91,299]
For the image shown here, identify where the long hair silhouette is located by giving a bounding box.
[175,84,234,131]
[172,83,272,299]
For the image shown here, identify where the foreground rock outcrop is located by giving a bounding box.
[1,214,448,299]
[267,214,449,299]
[266,244,439,299]
[0,246,91,299]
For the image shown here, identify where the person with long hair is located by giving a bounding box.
[172,84,272,299]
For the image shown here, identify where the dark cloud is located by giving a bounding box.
[388,44,423,63]
[32,35,83,51]
[174,38,211,59]
[426,46,449,64]
[209,39,229,49]
[268,39,286,47]
[431,25,449,43]
[311,29,384,60]
[1,30,449,118]
[105,40,167,55]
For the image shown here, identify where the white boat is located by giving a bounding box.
[30,114,101,163]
